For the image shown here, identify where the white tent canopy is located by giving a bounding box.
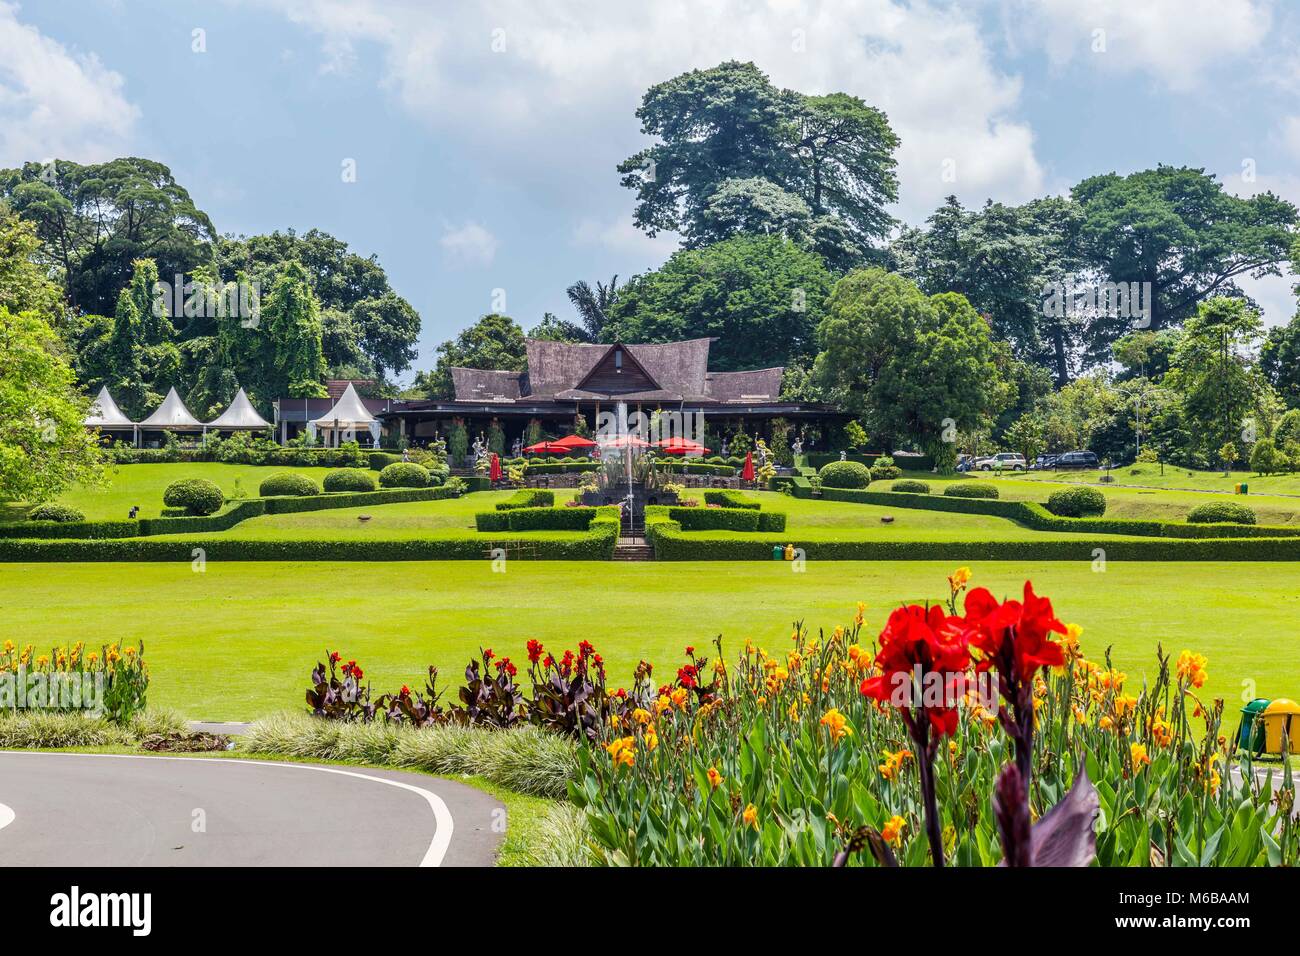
[138,387,203,430]
[205,387,271,431]
[308,382,381,447]
[84,386,135,428]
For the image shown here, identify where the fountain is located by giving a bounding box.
[579,401,680,536]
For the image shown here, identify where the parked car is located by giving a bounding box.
[955,454,975,473]
[1032,454,1061,470]
[973,452,1026,471]
[1054,450,1099,470]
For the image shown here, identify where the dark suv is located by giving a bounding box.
[1055,451,1099,470]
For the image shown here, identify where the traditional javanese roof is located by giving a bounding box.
[206,387,271,429]
[310,382,377,426]
[452,338,781,404]
[84,386,135,427]
[138,387,203,429]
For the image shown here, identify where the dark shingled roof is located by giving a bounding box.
[451,338,782,404]
[705,368,784,402]
[450,367,524,402]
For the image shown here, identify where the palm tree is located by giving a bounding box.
[565,275,620,341]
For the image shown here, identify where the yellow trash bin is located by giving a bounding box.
[1262,698,1300,755]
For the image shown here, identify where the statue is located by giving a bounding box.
[791,437,803,458]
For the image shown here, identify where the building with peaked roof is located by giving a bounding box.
[205,387,272,432]
[137,387,203,433]
[272,338,845,454]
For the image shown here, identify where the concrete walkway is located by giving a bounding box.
[0,752,505,866]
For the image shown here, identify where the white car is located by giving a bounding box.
[973,452,1026,471]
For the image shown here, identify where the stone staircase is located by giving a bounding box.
[613,537,655,561]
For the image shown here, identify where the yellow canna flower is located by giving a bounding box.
[881,815,906,846]
[742,804,758,829]
[819,707,853,743]
[1130,742,1150,769]
[706,766,723,790]
[632,707,651,725]
[948,567,972,591]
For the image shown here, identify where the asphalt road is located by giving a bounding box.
[0,752,505,866]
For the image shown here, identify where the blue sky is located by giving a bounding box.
[4,0,1299,383]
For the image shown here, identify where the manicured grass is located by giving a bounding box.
[882,474,1300,525]
[0,463,342,522]
[3,560,1295,721]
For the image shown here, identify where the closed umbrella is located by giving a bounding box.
[489,453,502,482]
[741,451,755,482]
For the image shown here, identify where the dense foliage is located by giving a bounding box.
[1046,486,1108,518]
[817,460,872,489]
[322,468,378,493]
[379,462,432,488]
[943,482,999,499]
[1186,502,1256,525]
[257,471,321,497]
[162,477,223,515]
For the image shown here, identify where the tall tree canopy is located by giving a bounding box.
[217,229,420,377]
[0,157,216,315]
[0,207,103,502]
[812,268,1006,454]
[617,61,898,264]
[1072,166,1296,331]
[603,234,834,371]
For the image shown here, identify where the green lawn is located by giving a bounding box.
[3,559,1295,721]
[881,473,1300,525]
[0,462,341,522]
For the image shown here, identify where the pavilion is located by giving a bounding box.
[307,382,381,447]
[83,386,138,445]
[204,387,271,436]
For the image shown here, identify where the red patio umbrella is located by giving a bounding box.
[740,451,755,481]
[522,440,566,454]
[552,434,598,451]
[653,437,710,455]
[489,453,502,482]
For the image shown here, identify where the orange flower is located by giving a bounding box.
[819,707,853,743]
[1130,742,1150,769]
[1175,650,1209,689]
[742,804,758,829]
[881,815,906,846]
[706,766,723,790]
[605,736,636,769]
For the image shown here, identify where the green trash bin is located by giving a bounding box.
[1238,698,1270,754]
[1241,483,1249,495]
[772,545,784,561]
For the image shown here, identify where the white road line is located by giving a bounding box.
[0,753,453,866]
[0,803,13,831]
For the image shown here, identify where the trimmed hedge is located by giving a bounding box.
[378,462,432,488]
[1187,501,1256,525]
[703,490,760,509]
[1046,486,1107,518]
[646,524,1300,562]
[495,489,556,511]
[818,460,873,489]
[258,471,322,497]
[891,479,931,494]
[26,504,85,523]
[163,478,224,516]
[476,505,618,532]
[815,488,1300,539]
[323,468,378,493]
[0,522,620,562]
[522,462,601,475]
[943,482,999,499]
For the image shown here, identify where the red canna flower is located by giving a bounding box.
[483,648,494,662]
[329,651,341,663]
[526,639,544,664]
[859,603,970,736]
[961,582,1066,684]
[400,685,410,697]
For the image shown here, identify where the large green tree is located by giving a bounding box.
[618,61,898,260]
[603,234,834,371]
[0,157,216,315]
[262,260,328,399]
[1072,166,1297,331]
[812,268,1006,453]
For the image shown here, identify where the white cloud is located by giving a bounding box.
[439,220,499,267]
[249,0,1046,222]
[0,1,138,165]
[1019,0,1270,92]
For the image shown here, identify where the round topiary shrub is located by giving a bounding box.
[870,456,902,482]
[1046,486,1107,518]
[258,471,321,497]
[379,462,431,488]
[323,468,378,493]
[943,482,999,500]
[891,479,931,494]
[27,503,85,523]
[1187,501,1256,525]
[163,477,224,516]
[818,460,873,489]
